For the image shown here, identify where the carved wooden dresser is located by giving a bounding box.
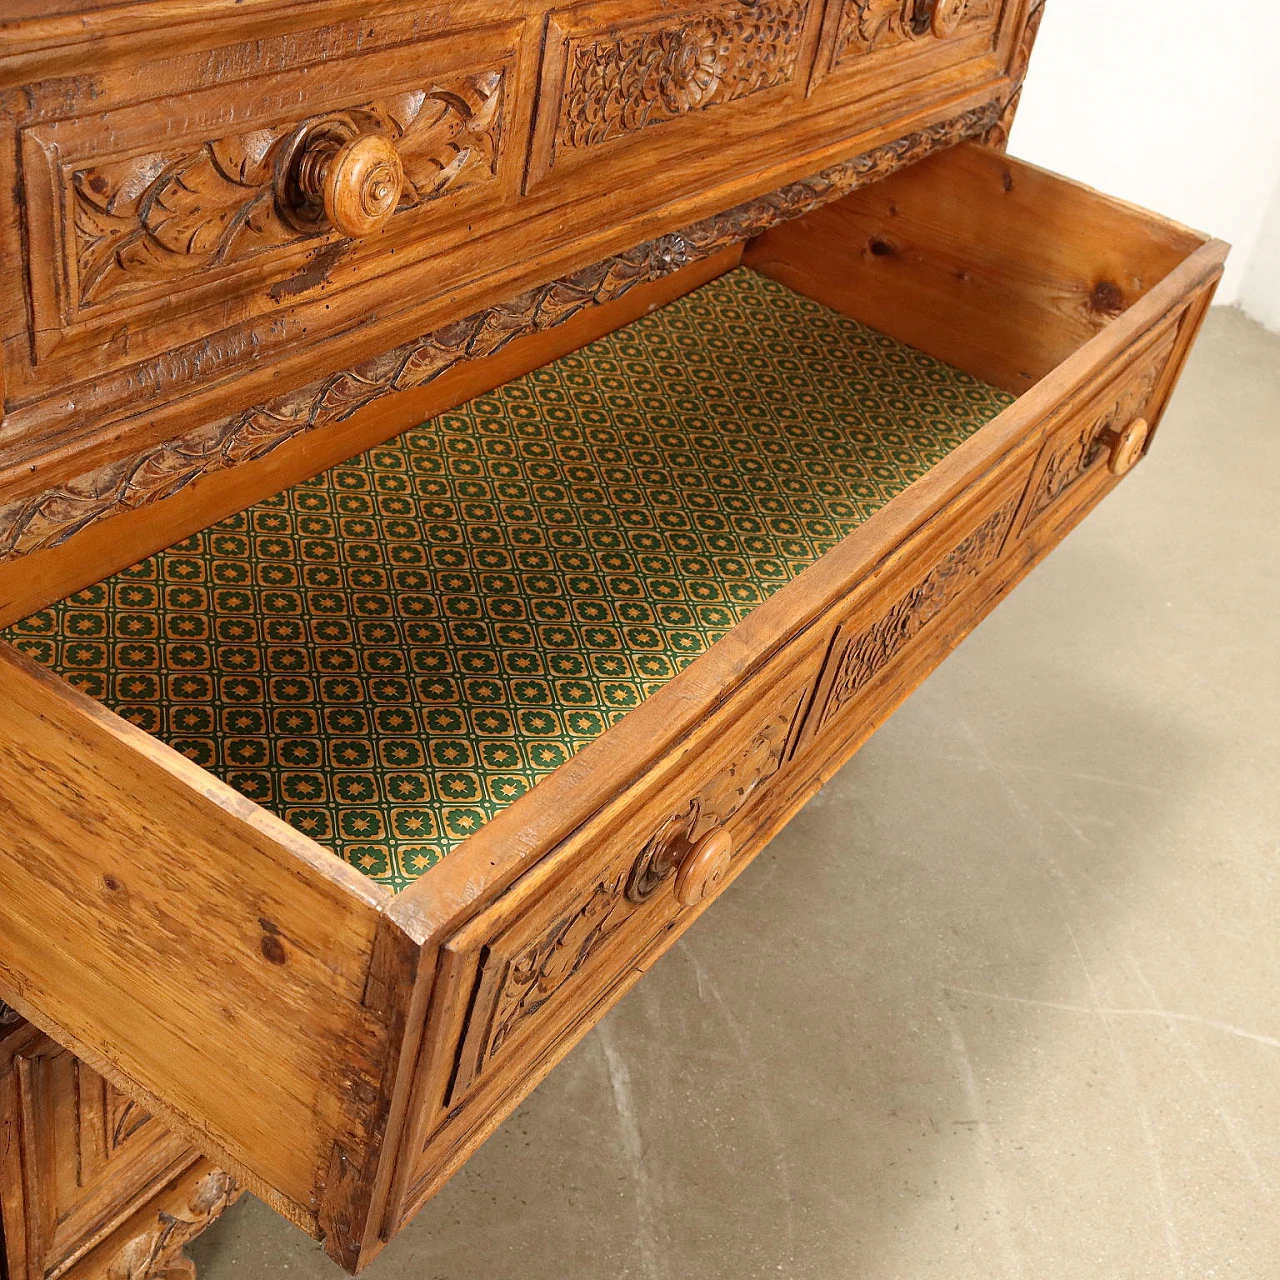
[0,1,1226,1274]
[1,1001,240,1280]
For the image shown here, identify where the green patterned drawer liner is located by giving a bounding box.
[6,269,1012,891]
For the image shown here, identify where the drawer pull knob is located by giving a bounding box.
[1100,416,1151,477]
[675,828,734,907]
[930,0,967,37]
[279,120,404,239]
[298,132,403,239]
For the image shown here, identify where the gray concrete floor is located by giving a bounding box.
[190,307,1280,1280]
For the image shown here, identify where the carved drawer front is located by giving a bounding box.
[526,0,825,191]
[1015,321,1182,548]
[11,16,523,419]
[0,1015,240,1280]
[799,462,1028,755]
[400,637,825,1202]
[810,0,1014,102]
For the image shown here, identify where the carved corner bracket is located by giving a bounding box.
[104,1167,242,1280]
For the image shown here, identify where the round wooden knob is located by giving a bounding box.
[1102,416,1151,476]
[294,130,402,239]
[675,828,733,907]
[932,0,966,37]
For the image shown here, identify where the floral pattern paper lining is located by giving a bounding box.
[6,270,1012,891]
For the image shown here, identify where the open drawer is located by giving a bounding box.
[0,145,1225,1272]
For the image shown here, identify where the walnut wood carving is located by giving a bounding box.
[1024,337,1174,528]
[0,1001,18,1027]
[473,691,806,1075]
[104,1170,241,1280]
[553,0,810,155]
[0,104,997,566]
[814,497,1019,731]
[833,0,998,65]
[66,73,503,311]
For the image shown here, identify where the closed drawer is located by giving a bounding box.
[1,1,1030,505]
[10,15,524,426]
[811,0,1013,97]
[526,0,825,191]
[0,145,1225,1272]
[0,1012,240,1280]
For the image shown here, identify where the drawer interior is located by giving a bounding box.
[3,266,1012,892]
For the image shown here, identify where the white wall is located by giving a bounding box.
[1008,0,1280,310]
[1240,176,1280,332]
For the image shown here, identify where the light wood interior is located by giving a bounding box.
[744,142,1207,395]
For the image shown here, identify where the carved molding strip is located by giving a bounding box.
[105,1168,241,1280]
[818,497,1018,729]
[554,0,809,154]
[70,72,505,311]
[0,102,999,565]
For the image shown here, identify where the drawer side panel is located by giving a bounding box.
[0,646,394,1240]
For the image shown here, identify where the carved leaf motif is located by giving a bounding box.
[1026,347,1168,525]
[841,0,916,56]
[105,1169,240,1280]
[556,1,808,154]
[69,72,505,310]
[479,695,804,1074]
[487,873,630,1058]
[0,106,998,565]
[824,499,1017,721]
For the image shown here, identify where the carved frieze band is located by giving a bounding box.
[0,102,999,565]
[817,497,1018,729]
[68,72,504,311]
[834,0,999,66]
[464,690,806,1086]
[1024,336,1172,528]
[554,1,810,155]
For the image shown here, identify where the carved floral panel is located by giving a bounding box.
[549,0,812,159]
[818,496,1018,729]
[832,0,1001,68]
[62,72,504,311]
[452,688,809,1098]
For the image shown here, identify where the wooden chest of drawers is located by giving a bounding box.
[0,2,1227,1272]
